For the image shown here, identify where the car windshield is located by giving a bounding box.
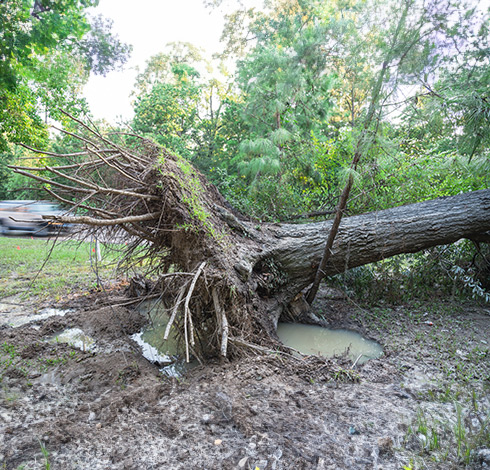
[29,204,60,213]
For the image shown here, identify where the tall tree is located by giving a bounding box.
[132,63,202,160]
[132,43,243,171]
[0,0,131,152]
[304,0,490,302]
[234,1,334,182]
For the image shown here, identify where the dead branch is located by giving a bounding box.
[45,165,157,201]
[18,142,118,158]
[43,188,118,218]
[51,125,100,149]
[183,262,206,362]
[59,110,152,168]
[42,212,161,226]
[13,160,107,172]
[89,148,141,184]
[9,168,95,194]
[10,166,159,201]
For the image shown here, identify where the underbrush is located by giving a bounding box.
[330,240,490,305]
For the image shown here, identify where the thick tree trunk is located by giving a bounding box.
[236,189,490,328]
[13,120,490,359]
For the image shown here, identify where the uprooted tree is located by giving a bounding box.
[11,117,490,362]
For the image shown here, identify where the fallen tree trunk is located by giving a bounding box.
[11,117,490,359]
[261,190,490,329]
[249,190,490,313]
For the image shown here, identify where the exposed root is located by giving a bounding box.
[183,262,206,362]
[11,114,270,361]
[212,288,229,358]
[163,287,186,342]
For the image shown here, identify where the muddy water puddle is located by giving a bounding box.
[134,300,382,374]
[277,322,382,364]
[132,300,196,376]
[0,301,72,328]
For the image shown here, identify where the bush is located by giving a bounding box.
[330,240,490,305]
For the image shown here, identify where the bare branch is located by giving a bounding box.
[17,142,118,158]
[13,160,107,172]
[43,188,118,218]
[59,109,152,168]
[11,164,160,201]
[42,212,161,226]
[9,168,95,194]
[89,147,142,184]
[184,262,207,362]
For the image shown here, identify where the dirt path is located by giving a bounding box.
[0,293,488,469]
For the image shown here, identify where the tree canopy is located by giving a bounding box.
[0,0,131,153]
[3,0,489,216]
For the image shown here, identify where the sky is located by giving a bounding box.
[84,0,490,125]
[83,0,227,124]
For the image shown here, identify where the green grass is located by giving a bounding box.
[38,439,51,470]
[0,237,122,302]
[405,399,490,467]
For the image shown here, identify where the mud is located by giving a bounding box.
[0,292,489,469]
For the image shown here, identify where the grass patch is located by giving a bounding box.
[405,398,490,467]
[0,237,122,302]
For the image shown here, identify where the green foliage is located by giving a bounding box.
[133,42,205,95]
[211,167,307,220]
[208,0,489,221]
[0,0,131,153]
[77,15,132,76]
[131,46,244,175]
[332,240,489,305]
[398,2,490,161]
[232,1,335,181]
[129,0,488,234]
[350,149,489,215]
[298,130,353,211]
[133,69,201,159]
[39,439,51,470]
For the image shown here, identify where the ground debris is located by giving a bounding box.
[0,293,488,469]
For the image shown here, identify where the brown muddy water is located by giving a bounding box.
[277,322,383,364]
[131,300,196,376]
[134,301,382,372]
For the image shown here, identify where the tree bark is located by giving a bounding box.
[231,189,490,327]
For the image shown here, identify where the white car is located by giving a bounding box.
[0,200,67,236]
